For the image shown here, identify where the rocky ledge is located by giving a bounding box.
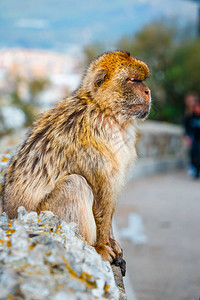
[0,207,120,300]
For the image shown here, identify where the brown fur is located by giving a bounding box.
[3,51,151,262]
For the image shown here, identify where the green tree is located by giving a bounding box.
[118,22,200,123]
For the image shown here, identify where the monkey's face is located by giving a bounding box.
[83,51,151,121]
[119,72,151,120]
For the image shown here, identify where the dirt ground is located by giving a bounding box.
[115,170,200,300]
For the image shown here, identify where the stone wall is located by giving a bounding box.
[128,120,186,179]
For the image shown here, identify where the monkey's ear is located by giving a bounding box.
[94,69,108,87]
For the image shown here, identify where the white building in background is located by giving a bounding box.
[0,48,82,94]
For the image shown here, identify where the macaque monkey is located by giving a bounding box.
[3,51,151,274]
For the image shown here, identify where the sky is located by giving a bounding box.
[0,0,198,53]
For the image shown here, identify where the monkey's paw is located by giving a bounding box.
[95,244,116,263]
[95,240,126,276]
[109,238,126,276]
[109,238,122,256]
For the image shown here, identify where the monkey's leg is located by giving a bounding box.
[37,174,96,246]
[93,190,122,263]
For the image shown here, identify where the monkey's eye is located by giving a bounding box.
[128,77,142,83]
[95,79,103,87]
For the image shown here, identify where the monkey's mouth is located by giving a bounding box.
[128,103,151,119]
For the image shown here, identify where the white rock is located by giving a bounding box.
[0,267,19,298]
[0,207,119,299]
[10,226,29,258]
[17,205,27,218]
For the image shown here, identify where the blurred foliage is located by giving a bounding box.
[0,75,49,136]
[12,77,49,126]
[84,21,200,124]
[29,79,50,104]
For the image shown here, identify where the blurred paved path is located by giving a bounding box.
[115,170,200,300]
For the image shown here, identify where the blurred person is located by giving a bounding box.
[183,92,198,149]
[183,99,200,178]
[184,92,198,115]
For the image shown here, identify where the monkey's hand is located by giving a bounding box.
[95,239,126,276]
[109,238,126,276]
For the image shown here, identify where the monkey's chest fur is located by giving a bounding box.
[103,121,137,194]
